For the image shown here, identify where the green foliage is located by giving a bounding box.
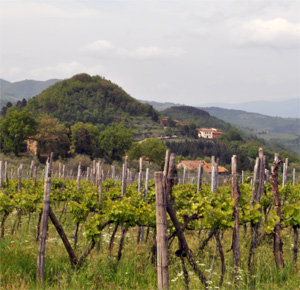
[162,106,232,132]
[26,73,159,126]
[164,126,173,137]
[36,115,70,159]
[97,122,133,163]
[71,122,99,157]
[128,138,168,166]
[0,109,37,155]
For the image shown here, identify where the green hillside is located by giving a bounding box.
[202,107,300,135]
[162,106,232,132]
[26,73,159,127]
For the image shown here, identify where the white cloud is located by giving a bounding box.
[82,40,115,52]
[123,46,185,59]
[2,2,95,19]
[232,18,300,48]
[82,40,185,60]
[30,62,103,79]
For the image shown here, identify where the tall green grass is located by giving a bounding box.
[1,210,299,289]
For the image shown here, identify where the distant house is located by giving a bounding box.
[160,116,181,128]
[198,128,222,139]
[176,160,228,174]
[27,138,38,155]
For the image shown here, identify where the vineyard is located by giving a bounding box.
[0,151,299,290]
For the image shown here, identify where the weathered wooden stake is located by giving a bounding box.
[30,160,35,178]
[271,153,284,270]
[0,161,3,189]
[155,172,169,290]
[211,156,215,192]
[282,158,288,188]
[183,167,186,184]
[4,161,8,186]
[37,153,53,281]
[18,164,23,192]
[77,163,81,192]
[293,168,296,186]
[121,156,128,196]
[97,162,103,204]
[197,164,203,193]
[87,167,90,181]
[58,162,62,179]
[231,155,240,283]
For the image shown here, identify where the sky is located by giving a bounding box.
[1,0,299,107]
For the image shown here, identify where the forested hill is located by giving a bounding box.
[203,107,300,135]
[26,73,159,126]
[162,106,233,132]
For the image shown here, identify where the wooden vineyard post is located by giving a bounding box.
[33,166,37,189]
[77,163,81,192]
[256,148,265,205]
[97,162,103,204]
[138,157,143,193]
[18,164,23,192]
[271,153,284,270]
[37,153,53,281]
[293,168,296,186]
[182,167,186,184]
[211,156,216,192]
[197,164,203,193]
[111,166,115,180]
[138,158,144,243]
[92,160,96,186]
[58,162,61,178]
[155,172,169,290]
[231,155,240,283]
[251,157,259,209]
[0,160,3,189]
[5,161,8,187]
[162,151,208,289]
[30,160,34,178]
[86,167,90,181]
[282,158,288,188]
[121,156,128,196]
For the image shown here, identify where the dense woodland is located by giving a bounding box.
[0,73,299,172]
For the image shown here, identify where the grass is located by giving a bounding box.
[1,209,299,289]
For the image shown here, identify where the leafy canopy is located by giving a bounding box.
[0,109,37,155]
[97,122,133,163]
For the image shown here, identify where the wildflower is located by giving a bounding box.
[46,236,49,240]
[11,244,14,247]
[138,248,140,251]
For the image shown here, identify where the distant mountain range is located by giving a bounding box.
[199,99,300,119]
[0,78,61,108]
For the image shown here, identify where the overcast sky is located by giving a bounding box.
[1,0,299,106]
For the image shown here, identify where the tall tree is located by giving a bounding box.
[0,109,37,155]
[97,122,133,163]
[36,115,70,159]
[128,138,168,166]
[71,122,99,157]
